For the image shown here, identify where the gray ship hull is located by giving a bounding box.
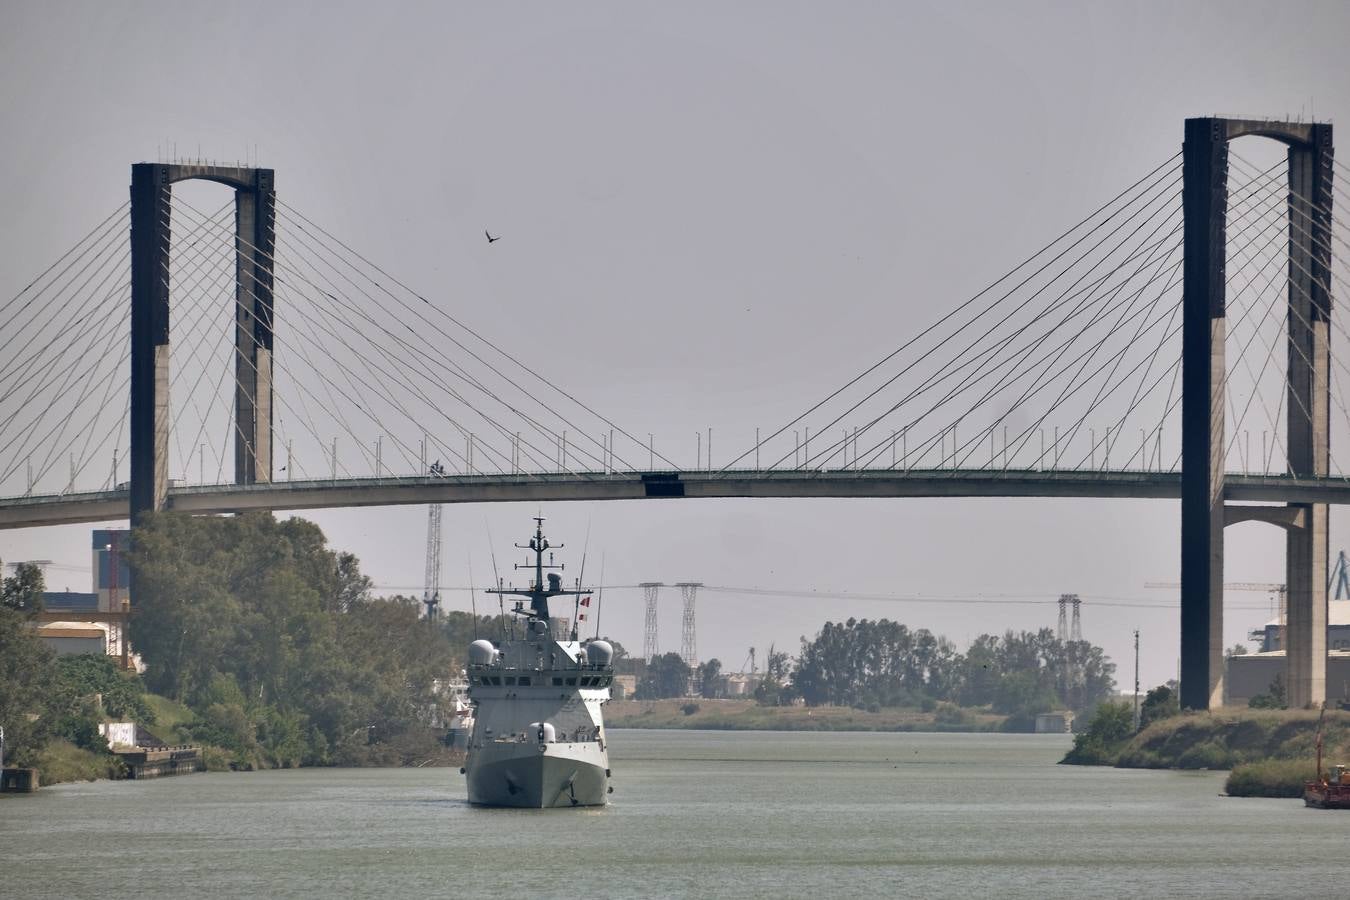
[466,745,609,808]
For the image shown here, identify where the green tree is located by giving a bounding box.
[1062,701,1135,765]
[754,646,794,706]
[0,605,56,765]
[1249,671,1287,709]
[127,511,463,768]
[1,560,45,611]
[696,658,724,698]
[992,669,1058,731]
[1139,684,1180,728]
[636,652,692,699]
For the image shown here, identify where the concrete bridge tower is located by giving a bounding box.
[1181,118,1333,710]
[129,163,275,523]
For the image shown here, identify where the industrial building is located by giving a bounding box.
[1227,600,1350,704]
[33,529,135,667]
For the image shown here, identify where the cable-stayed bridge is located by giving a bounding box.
[0,117,1346,710]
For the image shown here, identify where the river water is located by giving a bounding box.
[3,730,1349,899]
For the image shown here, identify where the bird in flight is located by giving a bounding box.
[485,230,501,244]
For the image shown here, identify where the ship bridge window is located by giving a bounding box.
[489,676,502,686]
[518,676,532,686]
[580,677,594,687]
[504,676,517,686]
[552,677,563,687]
[565,677,577,686]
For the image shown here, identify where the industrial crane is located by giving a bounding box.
[422,462,446,620]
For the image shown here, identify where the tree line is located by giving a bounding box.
[630,617,1115,728]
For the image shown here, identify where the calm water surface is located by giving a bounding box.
[3,730,1348,899]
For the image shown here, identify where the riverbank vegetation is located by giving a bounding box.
[1,565,161,782]
[126,512,491,771]
[605,698,1005,731]
[4,513,1122,783]
[1,515,511,779]
[628,618,1116,731]
[1062,697,1350,797]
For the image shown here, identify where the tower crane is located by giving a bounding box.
[1145,581,1286,648]
[423,461,446,620]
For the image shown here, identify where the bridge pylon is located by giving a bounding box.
[1181,118,1333,710]
[129,163,275,523]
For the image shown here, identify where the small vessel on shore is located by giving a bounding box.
[461,518,614,808]
[1304,707,1350,809]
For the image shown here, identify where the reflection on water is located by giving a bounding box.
[3,730,1347,899]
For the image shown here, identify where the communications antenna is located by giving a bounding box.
[640,582,663,660]
[676,582,703,667]
[423,461,446,619]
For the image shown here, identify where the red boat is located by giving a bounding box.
[1304,708,1350,808]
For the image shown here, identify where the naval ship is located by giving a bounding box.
[461,518,615,807]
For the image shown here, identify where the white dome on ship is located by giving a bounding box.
[586,640,614,666]
[468,639,496,665]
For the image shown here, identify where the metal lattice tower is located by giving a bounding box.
[1333,551,1350,601]
[640,582,663,660]
[677,582,702,667]
[423,502,442,619]
[1056,595,1070,641]
[1070,595,1082,643]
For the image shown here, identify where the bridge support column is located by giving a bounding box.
[129,165,173,522]
[233,173,276,485]
[1285,125,1333,709]
[1180,119,1228,710]
[128,163,277,525]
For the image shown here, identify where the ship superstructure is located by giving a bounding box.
[461,518,614,808]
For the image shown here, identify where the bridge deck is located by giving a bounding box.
[1,469,1348,530]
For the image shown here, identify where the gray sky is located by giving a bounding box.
[5,0,1350,688]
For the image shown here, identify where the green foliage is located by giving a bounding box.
[1103,708,1350,777]
[637,652,692,699]
[790,619,1114,723]
[753,646,794,706]
[1249,671,1287,709]
[1175,738,1236,770]
[35,739,124,784]
[680,702,700,716]
[1,560,46,612]
[127,511,460,769]
[0,596,56,766]
[1140,684,1180,728]
[55,654,155,723]
[1225,757,1316,797]
[697,658,724,698]
[934,703,975,727]
[141,694,195,745]
[992,669,1059,731]
[1062,701,1134,765]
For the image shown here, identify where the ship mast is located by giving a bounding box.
[485,517,590,629]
